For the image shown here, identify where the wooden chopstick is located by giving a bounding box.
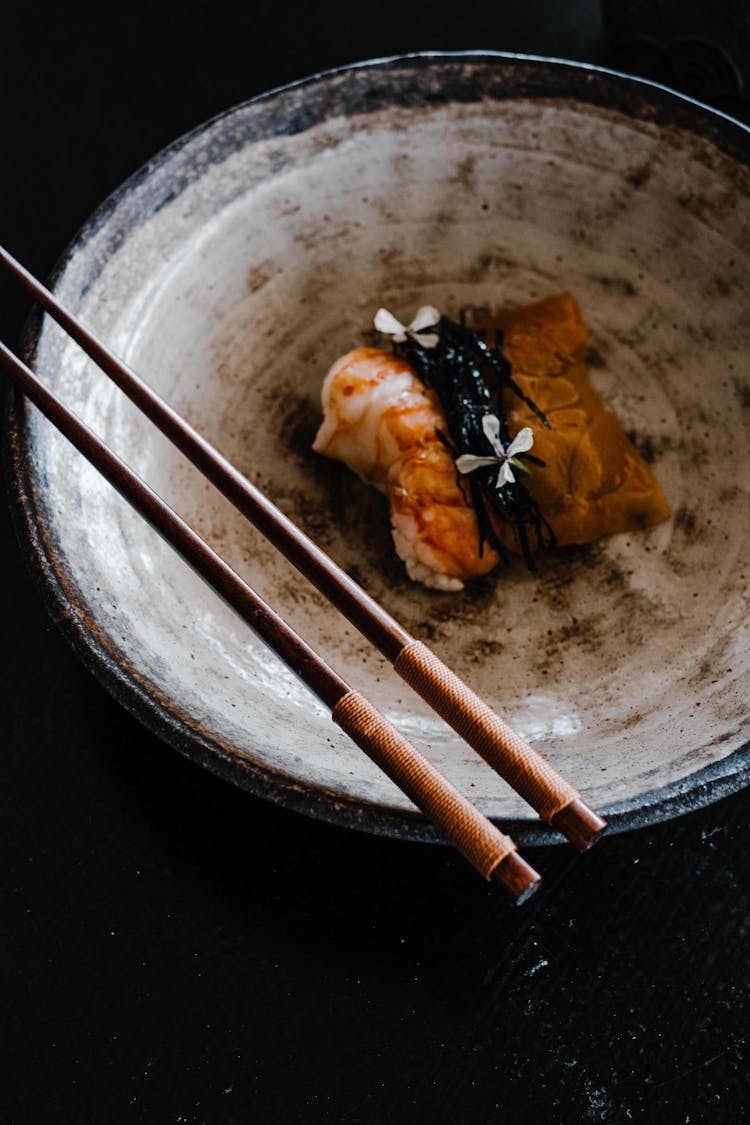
[0,333,542,903]
[0,245,606,850]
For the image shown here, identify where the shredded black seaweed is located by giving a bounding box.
[394,314,556,570]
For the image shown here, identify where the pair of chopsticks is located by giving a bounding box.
[0,244,606,902]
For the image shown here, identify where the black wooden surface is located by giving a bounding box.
[2,4,749,1122]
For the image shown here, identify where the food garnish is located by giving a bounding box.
[378,305,555,569]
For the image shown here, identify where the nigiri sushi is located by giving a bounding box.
[312,347,499,590]
[312,294,669,590]
[491,292,670,548]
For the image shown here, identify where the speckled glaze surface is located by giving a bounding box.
[5,54,749,844]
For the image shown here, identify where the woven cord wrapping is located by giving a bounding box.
[394,641,579,823]
[332,690,516,880]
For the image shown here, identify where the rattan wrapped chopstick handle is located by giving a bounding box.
[332,690,538,898]
[393,640,581,823]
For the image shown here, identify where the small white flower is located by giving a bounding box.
[455,417,535,490]
[374,305,441,348]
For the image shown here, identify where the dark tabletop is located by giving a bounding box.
[2,4,749,1123]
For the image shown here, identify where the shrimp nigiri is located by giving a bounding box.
[312,347,499,591]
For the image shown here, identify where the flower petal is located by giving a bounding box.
[409,305,441,332]
[507,426,534,457]
[455,454,502,474]
[481,413,503,455]
[498,461,515,486]
[374,307,407,339]
[412,331,440,348]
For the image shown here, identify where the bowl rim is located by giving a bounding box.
[3,50,749,846]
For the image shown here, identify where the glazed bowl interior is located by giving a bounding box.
[9,55,750,842]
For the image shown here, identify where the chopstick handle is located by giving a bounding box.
[333,690,541,903]
[393,641,606,850]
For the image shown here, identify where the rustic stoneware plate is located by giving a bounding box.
[5,53,749,845]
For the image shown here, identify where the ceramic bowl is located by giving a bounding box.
[5,53,749,844]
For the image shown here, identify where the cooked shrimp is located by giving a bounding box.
[312,347,499,590]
